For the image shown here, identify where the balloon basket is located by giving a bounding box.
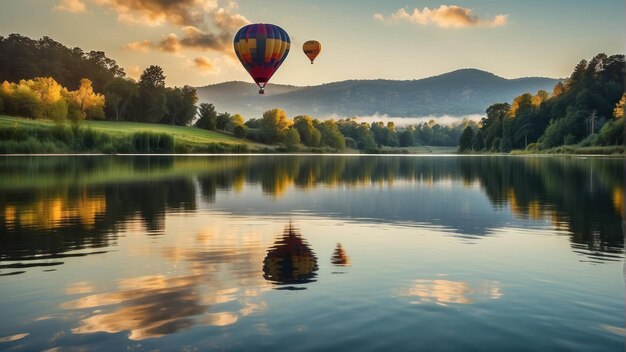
[258,88,265,94]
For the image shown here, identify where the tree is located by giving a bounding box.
[316,119,345,150]
[613,93,625,119]
[216,112,230,130]
[0,34,125,91]
[261,108,291,144]
[228,114,245,131]
[66,78,105,120]
[458,126,474,152]
[399,128,415,147]
[293,115,321,147]
[103,77,138,121]
[354,123,377,150]
[138,65,167,123]
[233,124,247,139]
[195,103,217,130]
[139,65,165,89]
[283,127,301,151]
[472,129,485,151]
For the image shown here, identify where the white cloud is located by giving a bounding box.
[375,5,508,29]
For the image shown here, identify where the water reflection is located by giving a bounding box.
[331,243,351,266]
[263,223,318,289]
[61,225,271,341]
[394,279,502,306]
[64,274,209,340]
[0,155,622,276]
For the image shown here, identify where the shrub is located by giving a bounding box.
[233,124,247,139]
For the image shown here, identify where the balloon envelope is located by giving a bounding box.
[233,23,290,94]
[303,40,321,64]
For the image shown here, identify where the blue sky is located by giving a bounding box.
[0,0,623,87]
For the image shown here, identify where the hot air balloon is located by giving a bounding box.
[302,40,321,64]
[233,23,290,94]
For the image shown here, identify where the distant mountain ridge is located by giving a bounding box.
[196,69,559,119]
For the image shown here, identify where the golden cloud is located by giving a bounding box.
[124,40,152,52]
[193,57,217,73]
[54,0,87,13]
[375,5,508,28]
[93,0,203,26]
[95,0,249,54]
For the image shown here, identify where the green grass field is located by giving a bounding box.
[0,115,266,149]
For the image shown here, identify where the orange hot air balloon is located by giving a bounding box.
[302,40,321,64]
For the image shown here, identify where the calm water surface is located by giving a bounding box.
[0,155,623,351]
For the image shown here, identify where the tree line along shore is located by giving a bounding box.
[0,34,623,155]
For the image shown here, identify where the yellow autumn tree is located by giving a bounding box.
[613,93,625,119]
[64,78,105,121]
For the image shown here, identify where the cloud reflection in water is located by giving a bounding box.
[394,279,502,306]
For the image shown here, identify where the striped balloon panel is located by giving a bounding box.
[233,23,290,87]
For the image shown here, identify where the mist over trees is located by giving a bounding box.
[464,53,624,152]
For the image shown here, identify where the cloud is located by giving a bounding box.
[124,28,228,55]
[124,40,153,52]
[95,0,248,54]
[374,5,508,28]
[54,0,87,13]
[93,0,204,26]
[193,57,218,73]
[160,33,183,53]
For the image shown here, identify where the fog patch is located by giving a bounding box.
[323,113,484,127]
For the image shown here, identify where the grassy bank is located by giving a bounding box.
[0,115,267,154]
[510,145,624,156]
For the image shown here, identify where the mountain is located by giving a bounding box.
[196,69,559,119]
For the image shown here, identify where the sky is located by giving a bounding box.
[0,0,623,87]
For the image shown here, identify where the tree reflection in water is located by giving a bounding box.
[0,155,623,277]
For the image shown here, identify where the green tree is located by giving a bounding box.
[354,123,377,150]
[293,115,321,147]
[472,129,485,151]
[233,124,248,139]
[283,127,301,151]
[458,126,474,153]
[138,65,167,123]
[216,112,231,130]
[399,127,415,147]
[195,103,217,130]
[103,77,138,121]
[316,119,345,150]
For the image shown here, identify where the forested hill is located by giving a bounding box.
[196,69,558,119]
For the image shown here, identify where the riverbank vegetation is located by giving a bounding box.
[458,53,624,154]
[0,115,259,154]
[1,34,622,155]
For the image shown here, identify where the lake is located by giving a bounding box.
[0,155,623,351]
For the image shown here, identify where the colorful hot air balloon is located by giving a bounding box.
[233,23,290,94]
[302,40,321,64]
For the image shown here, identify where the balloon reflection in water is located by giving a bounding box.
[331,243,350,266]
[263,223,318,288]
